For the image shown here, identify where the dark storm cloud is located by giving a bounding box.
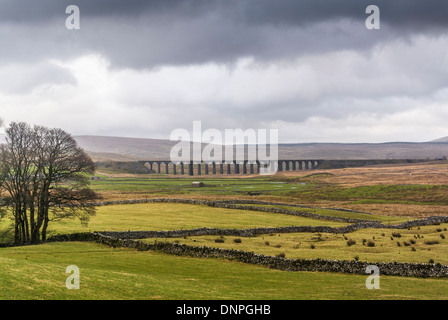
[0,0,447,69]
[2,0,448,27]
[1,0,448,143]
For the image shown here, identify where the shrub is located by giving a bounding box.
[429,259,435,264]
[310,244,315,249]
[367,241,375,247]
[264,241,270,246]
[354,256,359,261]
[392,232,401,238]
[410,239,416,244]
[214,238,225,243]
[411,247,416,251]
[397,242,401,247]
[440,234,446,239]
[233,238,242,244]
[437,228,443,232]
[273,244,282,248]
[403,242,411,247]
[424,240,439,245]
[276,253,286,258]
[347,239,356,246]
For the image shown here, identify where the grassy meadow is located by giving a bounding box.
[144,223,448,265]
[1,242,448,300]
[45,203,348,235]
[1,161,448,300]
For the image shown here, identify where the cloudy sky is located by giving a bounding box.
[0,0,447,143]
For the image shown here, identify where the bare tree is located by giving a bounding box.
[0,122,99,244]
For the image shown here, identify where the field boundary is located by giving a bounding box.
[47,232,448,278]
[79,214,448,239]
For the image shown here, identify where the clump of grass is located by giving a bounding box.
[233,238,242,244]
[264,241,270,246]
[397,242,401,247]
[347,239,356,246]
[214,238,225,243]
[429,259,435,264]
[276,253,286,258]
[411,247,416,251]
[440,234,445,239]
[424,240,439,245]
[310,244,315,249]
[403,242,411,247]
[362,239,367,245]
[436,228,443,232]
[354,256,359,261]
[410,239,416,244]
[273,244,282,248]
[367,241,375,247]
[392,232,401,238]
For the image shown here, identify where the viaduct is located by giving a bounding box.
[139,160,322,176]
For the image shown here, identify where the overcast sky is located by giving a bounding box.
[0,0,447,143]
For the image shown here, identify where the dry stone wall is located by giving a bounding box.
[47,232,448,278]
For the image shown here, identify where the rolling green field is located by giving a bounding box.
[90,175,448,205]
[0,203,348,242]
[144,223,448,265]
[46,203,348,234]
[236,204,410,224]
[1,169,448,300]
[1,242,448,300]
[90,176,308,196]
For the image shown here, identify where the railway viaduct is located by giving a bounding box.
[139,160,323,176]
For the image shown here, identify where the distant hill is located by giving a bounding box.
[2,133,447,161]
[72,135,448,161]
[73,135,177,161]
[431,136,448,143]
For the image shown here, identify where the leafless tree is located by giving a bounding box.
[0,122,99,244]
